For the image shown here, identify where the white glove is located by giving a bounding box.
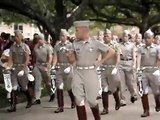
[64,67,71,74]
[153,70,160,76]
[6,67,11,70]
[111,67,118,75]
[51,65,55,69]
[27,74,35,82]
[18,70,24,77]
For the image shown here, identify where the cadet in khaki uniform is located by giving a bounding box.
[32,35,54,104]
[134,33,143,90]
[135,33,143,68]
[53,29,75,113]
[135,34,143,51]
[8,31,32,112]
[119,30,138,106]
[66,20,115,120]
[137,30,160,117]
[96,31,104,42]
[154,35,160,45]
[100,29,121,115]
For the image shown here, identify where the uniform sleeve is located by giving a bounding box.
[66,43,74,51]
[96,41,110,53]
[24,44,31,55]
[132,45,136,52]
[156,46,160,59]
[53,45,58,56]
[114,43,121,54]
[137,47,142,54]
[48,45,53,53]
[47,45,53,55]
[9,46,14,57]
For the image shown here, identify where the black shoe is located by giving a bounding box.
[101,109,109,115]
[96,96,102,100]
[49,94,55,102]
[71,103,76,109]
[108,91,112,95]
[141,111,150,117]
[7,107,16,112]
[26,102,32,108]
[120,103,126,107]
[155,106,160,112]
[54,108,64,113]
[7,98,11,103]
[115,103,121,110]
[33,100,41,105]
[130,96,137,103]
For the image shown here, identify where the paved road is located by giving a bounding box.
[0,92,160,120]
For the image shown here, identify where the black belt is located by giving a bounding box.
[120,58,132,61]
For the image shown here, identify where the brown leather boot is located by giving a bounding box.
[28,81,35,98]
[101,92,109,115]
[91,105,101,120]
[76,105,87,120]
[141,94,150,117]
[7,91,17,112]
[24,90,32,108]
[154,94,160,112]
[68,89,76,109]
[113,90,121,111]
[54,89,64,113]
[44,76,55,102]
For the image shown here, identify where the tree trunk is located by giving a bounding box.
[139,13,149,38]
[0,0,89,41]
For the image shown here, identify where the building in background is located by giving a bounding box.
[0,23,40,39]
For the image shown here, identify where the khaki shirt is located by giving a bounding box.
[54,41,73,63]
[103,41,120,65]
[34,44,53,63]
[138,44,160,67]
[10,43,31,64]
[73,39,110,66]
[135,43,144,55]
[119,42,135,60]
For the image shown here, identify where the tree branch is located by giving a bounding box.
[0,0,56,38]
[90,0,146,13]
[89,4,139,26]
[70,0,82,6]
[148,14,160,28]
[116,7,134,18]
[66,0,89,28]
[89,18,138,26]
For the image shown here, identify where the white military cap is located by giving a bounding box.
[74,20,90,27]
[104,29,112,34]
[131,27,136,32]
[38,34,45,40]
[14,30,22,34]
[14,30,23,37]
[60,29,69,36]
[97,31,103,35]
[123,30,130,35]
[136,33,142,38]
[155,35,160,40]
[144,29,154,38]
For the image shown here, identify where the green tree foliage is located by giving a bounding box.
[0,0,160,40]
[0,10,32,25]
[88,0,160,35]
[0,0,89,39]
